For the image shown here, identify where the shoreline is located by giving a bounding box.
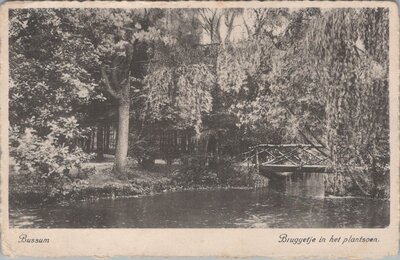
[9,159,388,209]
[9,160,262,208]
[9,182,258,208]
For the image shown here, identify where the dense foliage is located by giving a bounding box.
[9,8,390,198]
[303,9,389,196]
[9,9,98,184]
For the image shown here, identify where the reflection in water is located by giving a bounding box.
[281,172,325,198]
[10,173,389,228]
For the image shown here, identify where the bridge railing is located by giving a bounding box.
[239,143,332,173]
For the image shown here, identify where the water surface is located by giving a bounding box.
[9,173,389,228]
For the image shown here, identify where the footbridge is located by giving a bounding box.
[241,143,333,178]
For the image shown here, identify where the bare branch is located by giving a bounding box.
[224,11,237,42]
[215,14,222,43]
[242,16,252,38]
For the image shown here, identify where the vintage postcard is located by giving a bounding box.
[0,0,398,258]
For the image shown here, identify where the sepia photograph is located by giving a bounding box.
[6,4,393,230]
[1,0,399,257]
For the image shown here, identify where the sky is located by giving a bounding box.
[199,9,291,44]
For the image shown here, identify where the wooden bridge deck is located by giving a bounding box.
[259,164,332,173]
[239,162,332,173]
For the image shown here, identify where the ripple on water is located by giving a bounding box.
[9,187,390,228]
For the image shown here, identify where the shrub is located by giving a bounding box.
[128,132,159,169]
[171,156,216,186]
[171,155,257,187]
[10,123,93,185]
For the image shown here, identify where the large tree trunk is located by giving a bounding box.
[114,102,130,175]
[100,42,134,177]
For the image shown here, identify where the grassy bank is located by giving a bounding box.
[9,157,267,207]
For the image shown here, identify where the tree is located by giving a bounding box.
[217,8,389,197]
[198,9,223,44]
[302,8,389,196]
[100,44,133,175]
[10,8,166,177]
[215,9,292,141]
[143,9,215,134]
[61,9,165,176]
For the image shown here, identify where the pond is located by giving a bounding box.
[9,173,389,228]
